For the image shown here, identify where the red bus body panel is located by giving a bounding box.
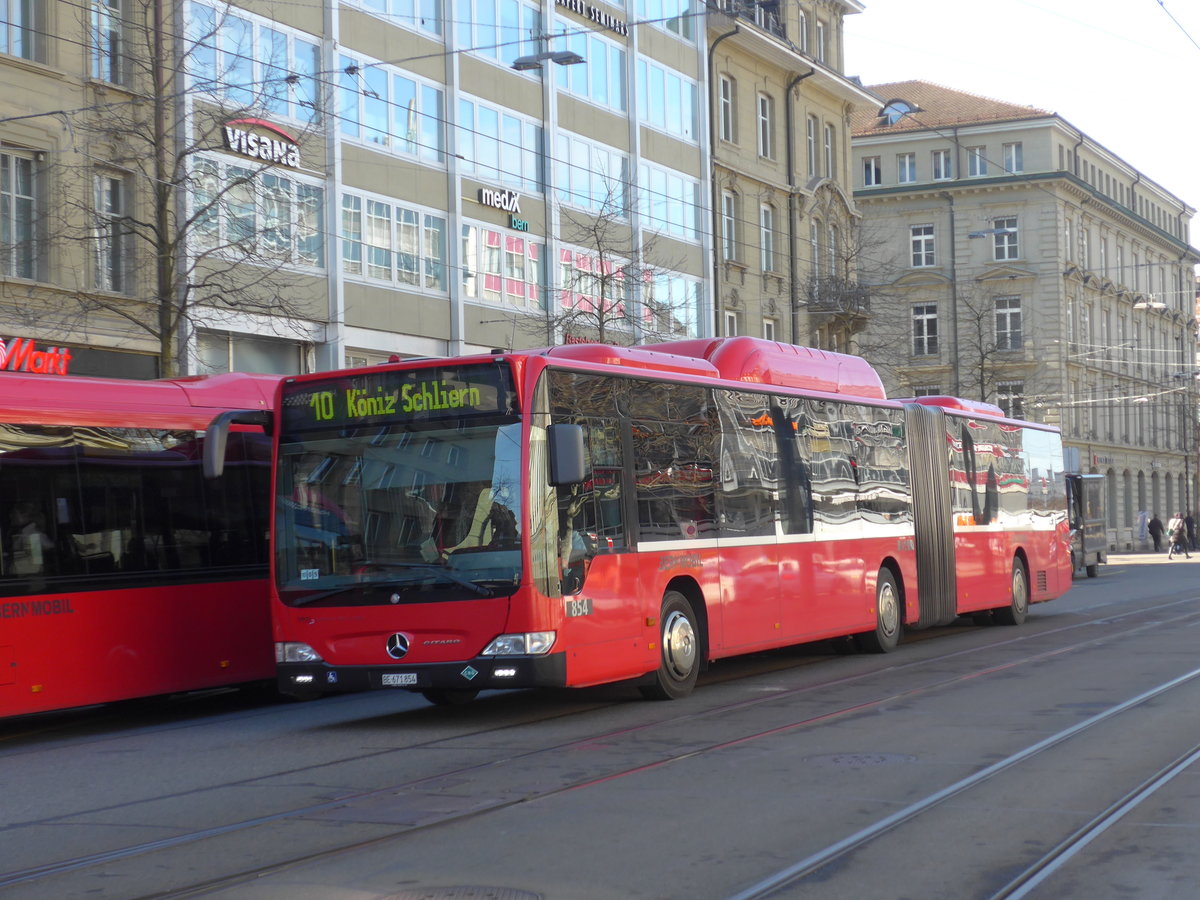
[0,371,278,718]
[270,340,1070,697]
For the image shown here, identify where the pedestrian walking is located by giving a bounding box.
[1148,513,1165,552]
[1187,513,1196,551]
[1168,514,1191,559]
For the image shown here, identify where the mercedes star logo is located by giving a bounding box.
[386,633,410,660]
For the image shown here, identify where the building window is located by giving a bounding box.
[932,148,951,180]
[636,57,698,142]
[911,384,941,397]
[863,156,881,187]
[193,157,325,268]
[348,0,444,36]
[823,124,836,178]
[797,9,809,52]
[725,311,739,336]
[721,191,738,263]
[1,151,35,280]
[757,93,774,159]
[189,2,320,124]
[897,152,916,184]
[93,174,128,293]
[996,381,1025,419]
[91,0,123,82]
[1003,141,1023,174]
[1,0,36,59]
[760,203,776,273]
[995,296,1023,350]
[638,162,701,243]
[828,223,839,277]
[806,116,818,178]
[993,216,1018,260]
[459,97,541,192]
[967,146,987,177]
[719,75,736,143]
[340,55,445,161]
[815,19,828,62]
[810,218,821,279]
[637,0,697,42]
[554,132,629,214]
[197,332,304,375]
[561,32,629,117]
[910,224,935,267]
[559,248,634,329]
[644,271,702,338]
[912,304,939,356]
[763,318,777,341]
[461,223,542,307]
[459,0,541,67]
[342,193,446,290]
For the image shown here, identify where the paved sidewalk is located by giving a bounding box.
[1107,550,1199,565]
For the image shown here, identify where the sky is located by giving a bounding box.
[844,0,1200,235]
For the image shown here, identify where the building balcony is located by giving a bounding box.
[710,0,786,41]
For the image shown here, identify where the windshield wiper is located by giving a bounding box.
[347,560,494,596]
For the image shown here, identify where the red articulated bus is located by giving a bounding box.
[1,371,278,718]
[207,337,1071,706]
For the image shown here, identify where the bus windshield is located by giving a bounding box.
[275,363,521,606]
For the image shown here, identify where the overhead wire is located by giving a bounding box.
[5,0,1194,334]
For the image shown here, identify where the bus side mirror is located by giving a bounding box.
[548,423,586,486]
[203,410,273,479]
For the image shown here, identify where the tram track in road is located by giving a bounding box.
[722,666,1200,900]
[6,594,1200,898]
[989,741,1200,899]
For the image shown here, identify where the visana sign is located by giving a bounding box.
[223,118,301,168]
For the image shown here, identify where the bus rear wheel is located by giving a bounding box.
[856,568,902,653]
[993,558,1029,626]
[639,591,700,701]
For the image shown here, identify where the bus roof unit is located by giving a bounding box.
[650,337,888,399]
[906,395,1006,417]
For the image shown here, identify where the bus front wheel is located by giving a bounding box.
[856,568,902,653]
[993,558,1029,626]
[639,591,700,701]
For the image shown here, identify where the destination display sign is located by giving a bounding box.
[280,363,517,434]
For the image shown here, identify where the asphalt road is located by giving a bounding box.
[3,551,1200,900]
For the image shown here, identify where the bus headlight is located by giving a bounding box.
[481,631,556,656]
[276,642,324,664]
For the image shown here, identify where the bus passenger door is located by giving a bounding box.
[775,399,864,640]
[714,391,780,651]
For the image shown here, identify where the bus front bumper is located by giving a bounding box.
[278,652,568,696]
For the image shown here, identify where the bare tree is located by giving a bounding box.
[514,183,691,348]
[28,0,326,376]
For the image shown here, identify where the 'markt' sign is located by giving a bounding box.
[0,338,72,375]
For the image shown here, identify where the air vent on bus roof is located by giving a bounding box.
[543,343,720,378]
[905,395,1005,416]
[650,337,887,400]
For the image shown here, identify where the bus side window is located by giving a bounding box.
[774,405,813,535]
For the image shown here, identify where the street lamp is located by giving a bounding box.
[508,47,586,344]
[510,50,585,71]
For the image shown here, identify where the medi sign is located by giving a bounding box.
[0,337,72,375]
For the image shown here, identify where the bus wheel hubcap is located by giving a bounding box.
[1013,569,1028,612]
[878,582,899,637]
[663,610,696,679]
